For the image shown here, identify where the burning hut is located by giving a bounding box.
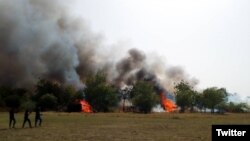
[67,99,92,113]
[160,92,177,112]
[118,85,177,113]
[79,100,92,113]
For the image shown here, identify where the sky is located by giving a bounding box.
[69,0,250,102]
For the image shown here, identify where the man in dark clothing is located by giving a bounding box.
[35,107,42,127]
[22,109,32,128]
[9,108,16,128]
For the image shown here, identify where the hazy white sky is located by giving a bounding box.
[70,0,250,101]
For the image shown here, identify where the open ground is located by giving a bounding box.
[0,112,250,141]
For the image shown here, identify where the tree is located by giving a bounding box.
[175,81,196,113]
[73,89,85,100]
[130,81,158,113]
[34,79,71,111]
[0,86,12,107]
[56,86,72,111]
[2,87,28,109]
[194,92,205,112]
[0,95,4,107]
[85,72,118,112]
[203,87,227,113]
[225,102,248,113]
[5,95,21,109]
[39,93,58,110]
[21,100,36,111]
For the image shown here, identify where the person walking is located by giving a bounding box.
[9,108,16,128]
[22,109,32,128]
[35,107,42,127]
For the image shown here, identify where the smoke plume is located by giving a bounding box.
[115,48,146,86]
[0,0,198,92]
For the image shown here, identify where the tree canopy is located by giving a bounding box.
[203,87,228,113]
[84,72,118,112]
[0,75,247,114]
[130,81,158,113]
[175,81,197,113]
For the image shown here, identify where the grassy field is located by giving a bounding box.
[0,112,250,141]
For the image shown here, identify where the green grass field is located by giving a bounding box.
[0,112,250,141]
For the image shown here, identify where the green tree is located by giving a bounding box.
[2,87,28,109]
[203,87,227,113]
[34,79,71,111]
[57,86,72,111]
[130,81,158,113]
[194,92,205,112]
[0,86,12,99]
[175,81,196,113]
[225,102,248,113]
[85,72,118,112]
[39,93,58,110]
[0,86,11,107]
[21,100,36,111]
[0,95,4,107]
[73,90,85,100]
[5,95,21,109]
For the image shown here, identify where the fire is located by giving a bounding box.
[79,100,92,113]
[160,93,177,112]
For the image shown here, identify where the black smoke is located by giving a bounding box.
[0,0,198,92]
[115,48,146,86]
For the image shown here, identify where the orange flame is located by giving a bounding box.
[79,100,92,113]
[160,93,177,112]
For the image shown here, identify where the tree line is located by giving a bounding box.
[175,81,249,113]
[0,72,249,113]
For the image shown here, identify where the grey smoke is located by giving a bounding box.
[115,48,146,86]
[0,0,198,92]
[0,0,91,88]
